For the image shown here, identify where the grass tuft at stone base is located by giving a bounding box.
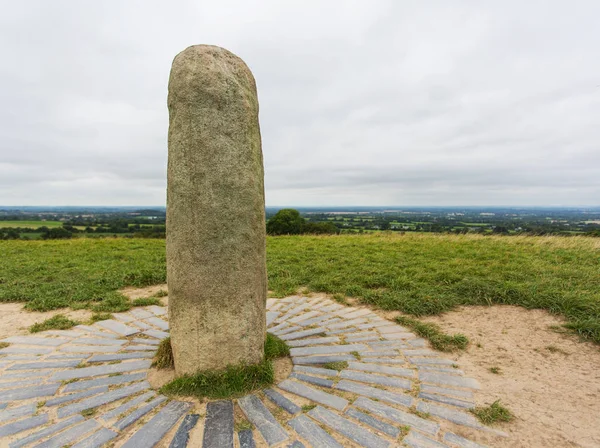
[396,316,469,352]
[29,314,80,333]
[264,333,290,360]
[153,337,174,369]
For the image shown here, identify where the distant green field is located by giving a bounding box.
[0,220,63,228]
[1,234,598,343]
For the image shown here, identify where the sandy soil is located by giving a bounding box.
[120,284,168,306]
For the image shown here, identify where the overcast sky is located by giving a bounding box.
[1,1,599,206]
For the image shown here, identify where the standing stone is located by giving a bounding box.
[167,45,266,375]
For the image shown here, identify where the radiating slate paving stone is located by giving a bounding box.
[293,365,338,377]
[417,401,483,429]
[292,355,355,365]
[296,313,337,327]
[88,351,153,363]
[71,427,119,448]
[33,419,100,448]
[41,330,84,338]
[51,359,151,381]
[326,328,358,336]
[348,361,414,378]
[308,406,390,448]
[289,311,321,324]
[382,333,414,340]
[404,430,449,448]
[290,372,334,388]
[7,360,81,370]
[407,338,428,347]
[418,372,481,389]
[238,394,289,446]
[169,414,200,448]
[45,385,108,407]
[418,366,464,375]
[421,384,474,400]
[130,308,154,319]
[290,344,367,357]
[1,336,69,347]
[143,329,170,339]
[357,321,394,330]
[60,345,121,353]
[345,407,400,437]
[95,320,139,336]
[148,305,167,316]
[359,350,399,357]
[410,357,455,366]
[419,392,474,409]
[99,391,155,421]
[263,388,301,415]
[443,432,487,447]
[1,354,40,360]
[113,395,167,430]
[146,316,169,330]
[0,347,53,355]
[73,338,126,346]
[286,337,339,347]
[0,383,60,402]
[113,313,136,323]
[328,318,368,330]
[238,429,256,448]
[0,413,49,437]
[318,304,344,313]
[288,441,305,448]
[403,349,440,357]
[279,328,326,341]
[0,403,36,423]
[47,354,88,360]
[354,397,440,436]
[266,311,279,326]
[268,321,290,333]
[1,370,51,380]
[132,337,160,345]
[288,414,343,448]
[278,380,348,411]
[9,415,85,448]
[368,341,408,348]
[346,335,380,342]
[359,357,406,364]
[64,372,147,392]
[0,379,47,390]
[0,404,6,410]
[340,370,412,389]
[203,400,234,448]
[131,320,153,330]
[336,380,413,407]
[273,326,302,336]
[57,381,150,418]
[74,325,119,338]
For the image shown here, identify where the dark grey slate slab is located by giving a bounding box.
[1,371,50,380]
[0,347,53,355]
[1,383,60,402]
[64,372,147,392]
[340,370,412,389]
[308,406,390,448]
[121,400,191,448]
[143,329,170,339]
[289,344,367,357]
[288,414,342,448]
[418,372,480,389]
[47,354,88,360]
[203,400,234,448]
[416,402,482,429]
[403,349,439,357]
[277,380,348,411]
[290,372,334,388]
[88,351,153,363]
[358,357,406,364]
[0,404,6,409]
[169,414,200,448]
[292,355,355,365]
[99,391,154,421]
[359,350,398,357]
[95,320,139,336]
[7,360,81,370]
[418,366,465,375]
[404,430,449,448]
[1,354,40,360]
[420,384,474,400]
[293,365,338,377]
[124,344,159,351]
[45,385,108,407]
[0,379,48,390]
[51,359,151,381]
[132,337,160,345]
[72,338,126,346]
[263,388,301,415]
[71,427,119,448]
[146,316,169,330]
[0,413,49,437]
[238,429,256,448]
[279,328,325,341]
[335,380,413,407]
[238,394,289,446]
[345,407,400,437]
[1,336,69,347]
[353,397,440,436]
[60,345,121,353]
[9,415,85,448]
[286,337,339,347]
[347,361,414,378]
[0,404,36,423]
[287,442,305,448]
[113,395,167,430]
[443,432,487,447]
[419,392,474,409]
[33,419,100,448]
[409,357,454,366]
[382,333,414,340]
[57,381,150,418]
[368,341,407,348]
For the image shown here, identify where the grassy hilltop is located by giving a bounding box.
[0,233,598,343]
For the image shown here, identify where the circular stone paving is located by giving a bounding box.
[0,296,503,447]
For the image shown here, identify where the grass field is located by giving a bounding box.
[0,220,64,228]
[0,234,598,343]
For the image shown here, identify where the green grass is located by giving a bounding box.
[396,316,469,352]
[0,220,63,228]
[29,314,80,333]
[471,400,514,424]
[80,408,97,417]
[264,333,290,360]
[322,361,348,371]
[89,312,112,323]
[0,342,9,349]
[132,297,162,307]
[1,233,599,343]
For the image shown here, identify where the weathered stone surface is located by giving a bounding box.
[0,383,60,402]
[443,432,487,447]
[71,428,119,448]
[9,415,84,448]
[45,386,108,407]
[114,396,167,430]
[73,338,126,346]
[238,395,288,446]
[51,360,151,381]
[263,388,301,414]
[143,329,170,340]
[170,414,200,448]
[420,384,474,400]
[64,372,146,392]
[203,400,234,448]
[416,401,483,428]
[293,365,338,377]
[418,372,481,389]
[278,380,348,411]
[74,325,119,338]
[279,328,325,341]
[99,391,155,422]
[286,337,339,347]
[340,370,411,389]
[345,407,400,438]
[419,392,474,409]
[95,320,139,336]
[238,429,256,448]
[0,413,49,437]
[167,45,266,374]
[60,345,120,354]
[146,316,169,330]
[404,430,449,448]
[347,361,414,378]
[292,355,355,365]
[290,372,334,388]
[0,404,36,423]
[308,406,390,448]
[88,352,153,363]
[288,414,342,448]
[1,337,67,347]
[132,338,160,345]
[148,305,167,316]
[290,344,367,357]
[335,380,413,407]
[34,419,100,448]
[7,360,81,370]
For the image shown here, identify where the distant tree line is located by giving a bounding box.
[266,209,339,235]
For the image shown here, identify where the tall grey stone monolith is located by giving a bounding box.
[167,45,266,375]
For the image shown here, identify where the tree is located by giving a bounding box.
[266,209,306,235]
